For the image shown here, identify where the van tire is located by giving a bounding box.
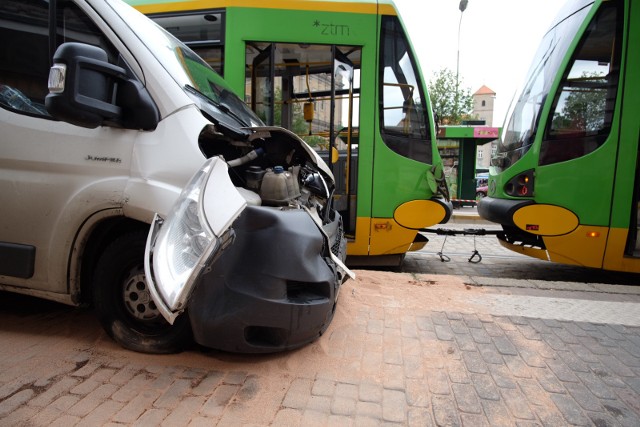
[93,230,191,353]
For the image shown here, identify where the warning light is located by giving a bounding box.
[505,169,535,198]
[586,231,600,238]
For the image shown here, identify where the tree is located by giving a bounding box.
[428,68,475,125]
[551,72,607,133]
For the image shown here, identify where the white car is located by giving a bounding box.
[0,0,350,353]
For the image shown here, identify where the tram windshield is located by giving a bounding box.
[492,3,591,172]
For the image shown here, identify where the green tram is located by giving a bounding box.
[126,0,452,266]
[479,0,640,273]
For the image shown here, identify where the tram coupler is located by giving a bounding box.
[419,227,501,236]
[418,227,501,264]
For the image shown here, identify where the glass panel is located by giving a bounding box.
[150,12,224,75]
[245,42,361,233]
[0,0,50,115]
[247,43,275,126]
[379,16,431,164]
[0,0,117,117]
[540,2,620,165]
[492,5,590,172]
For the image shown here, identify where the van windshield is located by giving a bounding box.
[492,2,591,172]
[106,0,262,128]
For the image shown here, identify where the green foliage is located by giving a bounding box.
[428,68,474,125]
[551,72,607,132]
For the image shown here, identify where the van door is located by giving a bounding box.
[0,0,133,292]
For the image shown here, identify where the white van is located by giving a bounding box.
[0,0,349,353]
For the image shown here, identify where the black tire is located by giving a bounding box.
[93,230,191,353]
[476,191,486,201]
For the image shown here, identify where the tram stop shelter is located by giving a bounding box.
[436,125,501,207]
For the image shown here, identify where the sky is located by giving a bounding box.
[393,0,567,127]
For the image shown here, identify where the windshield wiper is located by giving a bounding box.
[184,85,250,128]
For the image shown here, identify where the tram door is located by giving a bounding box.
[246,42,361,236]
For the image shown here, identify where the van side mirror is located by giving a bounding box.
[46,42,159,130]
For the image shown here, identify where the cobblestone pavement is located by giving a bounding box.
[1,213,640,426]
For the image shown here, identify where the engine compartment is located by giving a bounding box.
[198,124,335,222]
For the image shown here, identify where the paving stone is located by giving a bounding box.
[504,355,533,379]
[500,387,535,420]
[113,389,162,423]
[545,357,579,383]
[405,379,429,408]
[479,398,512,427]
[460,412,489,427]
[555,350,591,373]
[518,349,547,368]
[517,378,549,407]
[77,399,125,426]
[454,333,477,352]
[382,363,405,391]
[477,343,503,365]
[462,314,483,329]
[601,399,640,427]
[451,383,482,414]
[435,324,455,341]
[0,388,34,418]
[470,373,500,401]
[589,363,629,388]
[431,395,460,427]
[407,407,436,427]
[355,400,382,419]
[469,327,492,344]
[493,335,519,356]
[462,351,488,374]
[596,354,636,377]
[564,382,605,413]
[154,378,192,409]
[535,367,567,394]
[550,391,597,425]
[301,409,328,427]
[426,368,450,395]
[200,384,240,418]
[447,360,471,384]
[191,371,224,396]
[331,395,356,416]
[382,389,406,423]
[307,394,331,412]
[575,371,618,400]
[404,355,423,380]
[488,364,517,389]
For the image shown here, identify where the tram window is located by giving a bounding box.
[379,16,431,165]
[150,12,225,75]
[540,2,621,166]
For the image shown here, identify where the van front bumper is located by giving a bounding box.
[187,205,346,353]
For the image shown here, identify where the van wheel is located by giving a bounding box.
[93,231,191,353]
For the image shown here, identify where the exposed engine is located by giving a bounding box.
[198,125,335,225]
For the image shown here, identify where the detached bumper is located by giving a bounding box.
[187,206,345,353]
[477,196,533,226]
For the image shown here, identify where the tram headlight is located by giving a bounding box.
[505,170,535,198]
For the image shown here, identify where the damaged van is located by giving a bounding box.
[0,0,350,353]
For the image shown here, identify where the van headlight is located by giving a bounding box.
[145,157,246,324]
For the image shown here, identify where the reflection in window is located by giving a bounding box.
[491,5,589,172]
[150,12,225,75]
[379,16,431,164]
[540,2,620,165]
[0,0,117,117]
